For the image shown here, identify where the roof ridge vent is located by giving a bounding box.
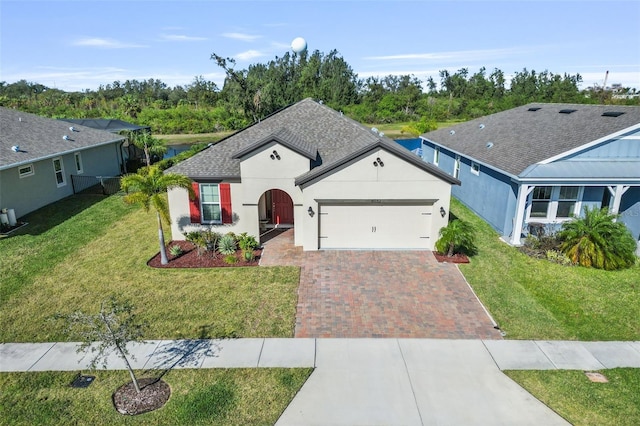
[527,107,541,111]
[559,108,577,114]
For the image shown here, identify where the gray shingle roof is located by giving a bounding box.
[1,107,125,171]
[420,103,640,176]
[58,118,150,133]
[167,98,459,185]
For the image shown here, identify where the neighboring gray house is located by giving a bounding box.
[167,98,460,250]
[0,107,126,219]
[419,103,640,250]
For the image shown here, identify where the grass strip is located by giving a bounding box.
[0,368,312,426]
[505,369,640,425]
[451,198,640,340]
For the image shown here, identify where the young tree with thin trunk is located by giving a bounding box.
[120,166,194,264]
[56,296,147,393]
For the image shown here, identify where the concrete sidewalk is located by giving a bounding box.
[2,339,639,425]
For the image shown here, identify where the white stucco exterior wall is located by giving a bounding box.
[299,149,452,250]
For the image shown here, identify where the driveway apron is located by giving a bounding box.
[261,230,502,339]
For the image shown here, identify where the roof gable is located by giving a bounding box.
[295,139,460,187]
[232,127,318,160]
[0,107,125,171]
[421,103,640,176]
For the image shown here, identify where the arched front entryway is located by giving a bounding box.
[258,189,294,240]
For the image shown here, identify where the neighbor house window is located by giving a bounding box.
[74,152,83,174]
[470,161,480,175]
[433,147,440,166]
[200,183,221,223]
[530,186,552,218]
[556,186,580,218]
[453,156,460,178]
[529,186,582,221]
[52,157,66,187]
[18,164,34,178]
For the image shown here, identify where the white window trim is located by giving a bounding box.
[433,147,440,166]
[74,152,84,174]
[470,161,480,176]
[453,156,460,178]
[526,186,584,223]
[52,157,66,188]
[18,163,34,178]
[199,183,222,224]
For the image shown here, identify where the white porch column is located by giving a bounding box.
[607,185,630,220]
[510,184,534,245]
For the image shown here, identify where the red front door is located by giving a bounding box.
[271,189,294,225]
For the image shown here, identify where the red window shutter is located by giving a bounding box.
[220,183,232,224]
[189,182,201,223]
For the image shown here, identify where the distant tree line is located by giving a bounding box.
[1,49,637,135]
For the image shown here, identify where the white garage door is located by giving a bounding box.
[318,202,432,249]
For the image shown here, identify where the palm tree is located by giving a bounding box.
[435,219,478,257]
[120,166,194,265]
[558,206,637,270]
[128,131,167,166]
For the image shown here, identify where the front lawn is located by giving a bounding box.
[0,194,299,342]
[451,198,640,341]
[505,369,640,426]
[0,368,312,425]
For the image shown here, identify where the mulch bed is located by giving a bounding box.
[432,251,470,264]
[148,240,262,268]
[112,378,171,415]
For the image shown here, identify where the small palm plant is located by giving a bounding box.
[558,207,637,270]
[435,219,478,257]
[120,166,193,265]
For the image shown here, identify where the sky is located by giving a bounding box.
[1,0,639,93]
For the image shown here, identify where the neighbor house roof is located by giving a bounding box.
[420,103,640,177]
[167,98,459,185]
[58,118,150,133]
[0,107,125,171]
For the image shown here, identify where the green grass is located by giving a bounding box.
[0,195,137,305]
[505,369,640,425]
[451,198,640,340]
[0,194,299,342]
[0,368,312,425]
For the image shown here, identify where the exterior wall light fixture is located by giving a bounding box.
[440,206,446,218]
[270,150,281,160]
[307,206,314,217]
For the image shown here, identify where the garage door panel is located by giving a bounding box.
[319,203,432,249]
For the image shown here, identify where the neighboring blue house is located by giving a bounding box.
[1,108,126,220]
[419,103,640,251]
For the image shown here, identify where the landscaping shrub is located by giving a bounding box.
[435,219,478,257]
[557,207,637,270]
[218,234,237,256]
[169,245,183,257]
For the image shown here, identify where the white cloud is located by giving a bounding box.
[235,50,266,61]
[364,47,525,63]
[160,34,207,42]
[222,32,262,42]
[73,38,147,49]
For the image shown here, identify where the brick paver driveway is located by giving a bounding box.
[260,229,503,339]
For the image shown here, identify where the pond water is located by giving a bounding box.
[164,144,192,159]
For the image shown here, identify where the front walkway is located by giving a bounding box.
[260,229,503,339]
